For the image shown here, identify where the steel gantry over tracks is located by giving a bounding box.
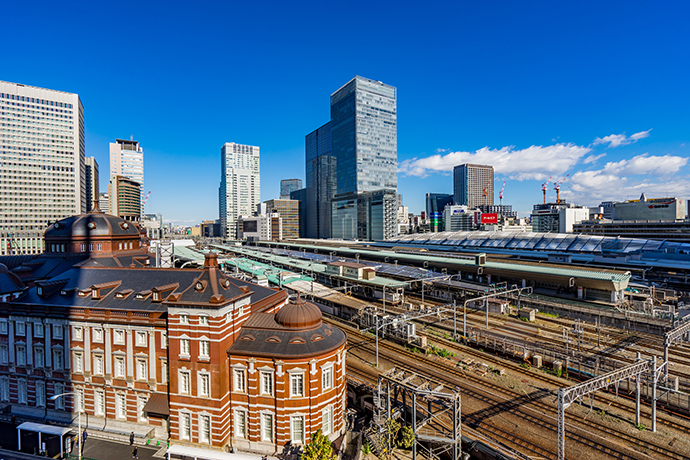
[557,358,653,460]
[664,317,690,381]
[376,367,464,460]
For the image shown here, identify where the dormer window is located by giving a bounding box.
[37,286,43,296]
[153,292,160,301]
[92,289,99,299]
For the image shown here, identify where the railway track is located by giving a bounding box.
[336,318,688,460]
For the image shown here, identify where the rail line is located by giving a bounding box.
[337,319,687,460]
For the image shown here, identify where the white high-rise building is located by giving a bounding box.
[109,138,143,214]
[219,142,260,239]
[0,80,86,255]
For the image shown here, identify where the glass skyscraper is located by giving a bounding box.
[305,122,336,239]
[327,76,397,241]
[330,76,397,195]
[280,178,303,200]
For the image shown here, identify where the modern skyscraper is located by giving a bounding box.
[280,179,303,200]
[426,193,454,232]
[328,76,397,240]
[305,122,336,239]
[219,142,260,239]
[109,139,143,213]
[453,164,494,209]
[85,156,99,211]
[330,76,397,195]
[0,80,86,255]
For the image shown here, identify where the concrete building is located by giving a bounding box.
[109,175,142,222]
[610,195,685,220]
[573,219,690,243]
[141,213,164,239]
[443,205,476,232]
[280,179,303,200]
[426,193,454,232]
[0,211,346,455]
[219,143,260,239]
[305,122,336,239]
[263,199,300,239]
[199,219,221,238]
[84,157,99,212]
[532,202,590,233]
[453,164,494,209]
[98,192,110,215]
[0,80,86,255]
[238,214,282,242]
[110,139,144,213]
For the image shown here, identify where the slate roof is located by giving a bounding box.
[229,312,346,358]
[44,211,141,238]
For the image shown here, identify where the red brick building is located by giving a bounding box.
[0,209,346,456]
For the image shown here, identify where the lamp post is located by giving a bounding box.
[50,392,81,460]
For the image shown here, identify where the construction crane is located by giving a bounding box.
[142,191,151,207]
[499,181,506,206]
[541,177,552,204]
[482,180,491,206]
[554,174,569,203]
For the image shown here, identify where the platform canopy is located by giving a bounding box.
[168,444,261,460]
[17,422,73,437]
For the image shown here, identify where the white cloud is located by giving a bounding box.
[561,153,690,204]
[583,153,606,164]
[593,129,652,148]
[398,143,591,180]
[602,154,687,176]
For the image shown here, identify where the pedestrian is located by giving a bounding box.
[130,432,135,446]
[132,446,138,459]
[82,429,88,447]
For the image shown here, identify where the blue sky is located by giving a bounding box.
[2,1,689,224]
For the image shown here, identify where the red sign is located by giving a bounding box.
[480,213,498,224]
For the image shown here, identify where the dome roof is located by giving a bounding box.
[275,296,322,329]
[45,210,140,239]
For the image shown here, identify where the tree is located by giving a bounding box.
[399,426,415,450]
[302,429,335,460]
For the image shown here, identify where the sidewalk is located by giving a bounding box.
[0,420,162,460]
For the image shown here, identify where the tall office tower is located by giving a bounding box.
[305,122,337,238]
[108,175,142,222]
[330,76,397,195]
[426,193,454,232]
[453,164,494,209]
[0,81,86,255]
[219,142,260,239]
[280,178,303,200]
[109,138,144,213]
[290,188,308,237]
[84,156,99,211]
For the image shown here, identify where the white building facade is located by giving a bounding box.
[109,139,144,214]
[219,143,260,239]
[0,81,86,255]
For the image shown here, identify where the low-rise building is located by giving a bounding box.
[531,202,590,233]
[238,214,282,242]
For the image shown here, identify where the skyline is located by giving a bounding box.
[2,1,689,224]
